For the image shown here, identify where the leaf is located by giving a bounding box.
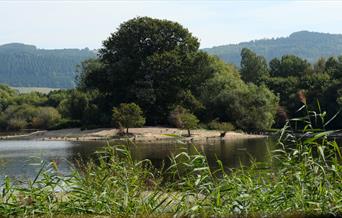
[318,146,326,162]
[324,109,341,127]
[303,130,336,144]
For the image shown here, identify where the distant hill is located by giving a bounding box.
[203,31,342,66]
[3,31,342,88]
[0,43,96,88]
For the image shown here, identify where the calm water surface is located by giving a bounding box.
[0,138,274,184]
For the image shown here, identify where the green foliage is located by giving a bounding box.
[75,59,105,90]
[74,18,281,131]
[46,90,70,107]
[168,105,188,128]
[5,18,342,131]
[208,119,235,137]
[226,84,279,131]
[31,107,61,129]
[112,103,146,133]
[47,119,81,130]
[168,106,199,136]
[0,84,107,130]
[265,76,299,101]
[0,84,17,111]
[0,43,96,88]
[179,112,199,137]
[57,90,89,120]
[7,117,28,130]
[325,56,342,78]
[264,52,342,129]
[0,104,61,130]
[269,55,311,77]
[200,58,278,131]
[54,89,103,125]
[12,92,48,106]
[78,17,214,124]
[199,58,244,122]
[240,48,269,84]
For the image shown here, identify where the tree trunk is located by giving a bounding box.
[126,128,129,134]
[187,129,191,137]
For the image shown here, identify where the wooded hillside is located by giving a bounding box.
[0,43,96,88]
[204,31,342,66]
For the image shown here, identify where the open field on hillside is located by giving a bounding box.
[11,86,60,94]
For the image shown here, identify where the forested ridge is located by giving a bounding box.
[204,31,342,66]
[0,43,96,88]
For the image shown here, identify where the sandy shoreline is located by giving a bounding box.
[0,127,266,142]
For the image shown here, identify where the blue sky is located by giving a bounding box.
[1,1,342,49]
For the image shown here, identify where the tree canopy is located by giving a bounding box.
[112,103,146,134]
[3,17,318,132]
[78,17,215,124]
[240,48,269,84]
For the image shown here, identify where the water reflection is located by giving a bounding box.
[0,137,274,184]
[126,138,274,170]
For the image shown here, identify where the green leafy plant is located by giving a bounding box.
[208,119,235,137]
[169,106,199,136]
[112,103,146,134]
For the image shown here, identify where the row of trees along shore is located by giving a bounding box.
[1,17,342,133]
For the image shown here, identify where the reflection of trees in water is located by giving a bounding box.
[215,138,273,169]
[0,138,275,184]
[67,141,105,172]
[62,138,275,173]
[123,138,273,170]
[128,143,190,169]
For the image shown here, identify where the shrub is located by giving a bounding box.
[47,119,82,130]
[208,119,235,137]
[168,105,188,128]
[7,118,27,130]
[169,106,199,136]
[31,107,62,129]
[0,104,36,130]
[112,103,146,134]
[0,114,7,130]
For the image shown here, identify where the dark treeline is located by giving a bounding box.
[0,17,341,132]
[0,43,96,88]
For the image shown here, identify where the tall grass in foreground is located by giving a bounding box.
[0,107,341,217]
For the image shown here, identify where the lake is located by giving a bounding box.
[0,138,274,184]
